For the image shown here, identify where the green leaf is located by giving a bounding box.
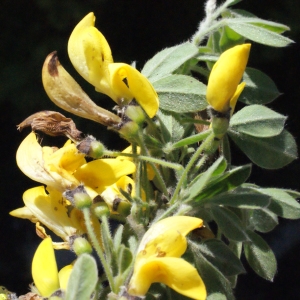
[244,230,277,281]
[142,42,199,82]
[118,245,133,273]
[195,164,252,202]
[153,75,207,113]
[209,190,270,209]
[252,188,300,219]
[207,293,228,300]
[65,254,98,300]
[240,68,281,105]
[219,26,245,51]
[113,225,124,251]
[197,239,245,276]
[190,241,235,300]
[250,208,278,233]
[197,53,219,62]
[172,129,211,149]
[228,129,298,169]
[226,18,294,47]
[156,109,185,143]
[228,10,290,33]
[230,104,286,138]
[185,157,226,202]
[211,206,249,241]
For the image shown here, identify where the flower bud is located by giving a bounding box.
[206,44,251,114]
[118,121,140,140]
[92,202,110,219]
[72,237,93,255]
[74,192,92,209]
[125,104,146,125]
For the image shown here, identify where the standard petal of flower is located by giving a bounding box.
[58,265,73,291]
[109,63,159,117]
[23,186,84,241]
[16,132,58,189]
[68,12,113,90]
[32,237,60,297]
[206,44,251,113]
[138,216,203,253]
[128,257,206,300]
[74,158,136,193]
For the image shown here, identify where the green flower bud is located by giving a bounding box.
[93,202,110,218]
[88,140,105,158]
[125,105,145,125]
[72,237,93,255]
[74,192,92,209]
[118,121,139,140]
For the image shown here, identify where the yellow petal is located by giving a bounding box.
[42,143,85,190]
[100,176,134,211]
[137,228,187,259]
[32,237,60,297]
[128,257,206,300]
[16,132,85,191]
[109,63,159,117]
[74,158,136,193]
[58,264,73,291]
[68,12,114,97]
[9,206,37,222]
[16,132,58,189]
[23,186,84,241]
[206,44,251,113]
[138,216,203,254]
[229,81,246,116]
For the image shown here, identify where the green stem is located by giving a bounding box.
[139,155,183,171]
[154,202,180,222]
[138,130,169,197]
[169,132,215,205]
[82,208,115,292]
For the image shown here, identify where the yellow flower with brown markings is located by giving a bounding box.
[68,12,159,118]
[128,216,206,299]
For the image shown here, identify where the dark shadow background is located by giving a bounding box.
[1,0,300,299]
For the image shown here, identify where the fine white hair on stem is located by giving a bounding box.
[205,0,217,15]
[191,0,217,45]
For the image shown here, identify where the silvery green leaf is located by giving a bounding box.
[226,18,294,47]
[241,68,281,105]
[65,254,98,300]
[244,230,277,281]
[153,74,207,113]
[230,104,286,138]
[228,129,297,169]
[142,42,199,82]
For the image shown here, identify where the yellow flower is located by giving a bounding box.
[128,216,206,299]
[100,176,134,214]
[10,186,90,248]
[13,132,136,247]
[17,132,136,194]
[68,12,159,118]
[32,237,73,297]
[206,44,251,114]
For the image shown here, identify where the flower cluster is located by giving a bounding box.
[8,2,298,300]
